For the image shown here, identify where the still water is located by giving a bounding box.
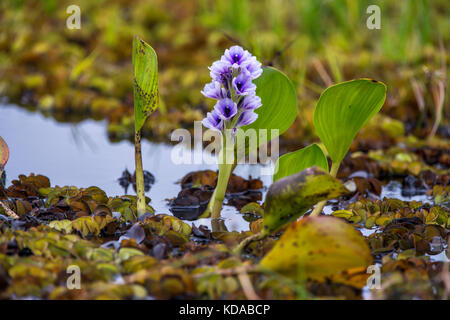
[1,103,273,231]
[2,103,447,264]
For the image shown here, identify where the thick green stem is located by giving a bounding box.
[201,131,235,219]
[309,161,341,217]
[135,130,146,217]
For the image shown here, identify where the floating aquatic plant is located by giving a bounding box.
[132,36,159,217]
[235,79,387,252]
[260,215,373,286]
[235,166,350,253]
[201,46,297,219]
[273,79,386,216]
[310,79,387,216]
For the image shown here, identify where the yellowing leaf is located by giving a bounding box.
[72,216,101,237]
[263,167,349,233]
[133,36,158,132]
[48,220,73,234]
[261,216,373,286]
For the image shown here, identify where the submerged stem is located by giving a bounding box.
[134,130,147,218]
[309,161,341,217]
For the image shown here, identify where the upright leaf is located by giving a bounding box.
[0,136,9,169]
[132,36,159,132]
[261,216,373,286]
[273,143,328,182]
[238,67,298,149]
[263,167,349,234]
[313,79,386,164]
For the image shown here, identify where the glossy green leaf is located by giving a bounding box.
[273,143,328,182]
[238,67,298,149]
[132,36,159,132]
[263,167,349,234]
[0,136,9,169]
[313,79,386,164]
[261,216,373,285]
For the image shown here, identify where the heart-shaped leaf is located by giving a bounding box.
[261,216,373,286]
[238,67,298,149]
[263,166,349,234]
[273,143,328,182]
[314,79,386,164]
[133,36,159,132]
[0,136,9,169]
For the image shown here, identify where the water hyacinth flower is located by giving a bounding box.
[238,95,262,110]
[201,46,263,220]
[209,60,232,84]
[232,71,256,96]
[201,81,226,99]
[222,45,251,68]
[202,110,224,132]
[236,110,258,127]
[201,45,262,135]
[214,98,237,120]
[244,56,263,79]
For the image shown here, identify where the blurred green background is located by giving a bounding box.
[0,0,448,147]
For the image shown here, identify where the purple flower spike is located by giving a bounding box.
[232,72,256,96]
[201,81,226,99]
[214,98,237,120]
[239,94,262,110]
[244,56,263,79]
[202,110,224,132]
[236,110,258,127]
[209,60,232,84]
[202,45,262,133]
[222,46,251,68]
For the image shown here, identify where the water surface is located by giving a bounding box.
[1,103,273,231]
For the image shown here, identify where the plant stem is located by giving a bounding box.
[134,130,146,217]
[233,230,267,255]
[0,201,18,219]
[309,160,341,217]
[201,131,236,219]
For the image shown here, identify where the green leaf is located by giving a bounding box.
[260,216,373,287]
[238,67,298,149]
[313,79,386,164]
[132,36,159,132]
[273,143,328,182]
[0,136,9,169]
[263,166,349,234]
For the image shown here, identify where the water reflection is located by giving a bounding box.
[1,104,272,231]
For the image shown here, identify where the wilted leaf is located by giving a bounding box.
[263,167,349,233]
[133,36,158,132]
[142,214,191,244]
[314,79,386,164]
[72,216,101,237]
[273,143,328,182]
[261,216,373,286]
